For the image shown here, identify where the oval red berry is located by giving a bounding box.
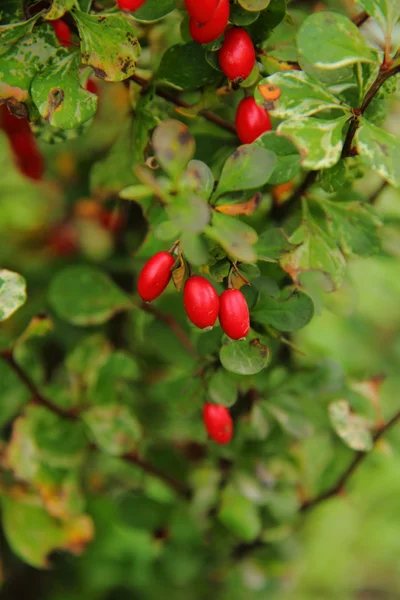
[118,0,147,10]
[219,288,250,340]
[235,97,272,144]
[183,276,219,329]
[138,251,175,302]
[185,0,219,24]
[219,28,255,82]
[203,403,233,445]
[50,19,71,48]
[189,0,230,44]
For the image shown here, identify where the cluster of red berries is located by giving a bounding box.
[0,106,44,180]
[137,250,249,444]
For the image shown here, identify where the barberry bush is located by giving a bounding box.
[1,0,400,597]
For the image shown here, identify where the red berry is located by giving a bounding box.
[118,0,147,11]
[235,97,272,144]
[138,251,175,302]
[18,152,45,180]
[203,404,233,445]
[219,28,255,81]
[219,289,250,340]
[85,78,99,96]
[49,223,79,257]
[51,19,71,47]
[1,107,30,135]
[185,0,219,25]
[189,0,230,44]
[9,131,37,157]
[183,276,219,330]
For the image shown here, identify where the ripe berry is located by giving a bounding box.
[183,276,219,329]
[50,19,71,48]
[185,0,219,25]
[138,251,175,302]
[219,289,250,340]
[85,78,99,96]
[189,0,230,44]
[118,0,147,11]
[203,404,233,445]
[219,28,255,82]
[235,97,272,144]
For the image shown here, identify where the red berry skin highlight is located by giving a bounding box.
[118,0,147,11]
[138,252,175,302]
[51,19,71,47]
[235,97,272,144]
[203,404,233,445]
[183,276,219,329]
[185,0,219,25]
[219,28,255,81]
[219,289,250,340]
[189,0,230,44]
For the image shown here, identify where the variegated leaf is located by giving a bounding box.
[278,115,349,170]
[357,0,400,37]
[329,399,373,451]
[0,270,27,321]
[45,0,77,20]
[356,119,400,187]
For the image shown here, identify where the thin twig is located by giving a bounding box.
[352,11,369,27]
[123,451,192,499]
[130,74,236,135]
[138,302,199,359]
[369,180,388,205]
[0,349,79,420]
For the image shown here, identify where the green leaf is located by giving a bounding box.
[280,203,346,290]
[278,115,349,170]
[266,395,313,438]
[0,13,41,55]
[49,265,131,326]
[356,0,400,38]
[238,0,270,9]
[83,405,141,456]
[220,338,270,375]
[208,369,238,407]
[0,361,29,429]
[252,289,314,332]
[91,123,136,194]
[297,12,378,69]
[31,53,97,129]
[218,487,262,541]
[255,71,347,119]
[156,42,221,90]
[152,119,195,180]
[0,269,27,321]
[316,196,382,256]
[206,211,258,263]
[45,0,76,20]
[0,24,63,105]
[256,132,300,184]
[73,11,141,82]
[256,228,294,263]
[215,145,276,197]
[230,4,260,25]
[132,91,158,165]
[329,399,373,451]
[182,160,214,200]
[168,196,210,234]
[356,119,400,187]
[2,494,93,568]
[132,0,176,22]
[181,232,210,266]
[246,0,286,46]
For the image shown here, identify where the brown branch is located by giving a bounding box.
[369,180,388,204]
[1,347,192,499]
[138,301,199,359]
[0,349,79,420]
[122,451,192,500]
[130,74,236,135]
[271,170,318,222]
[352,11,369,27]
[232,407,400,560]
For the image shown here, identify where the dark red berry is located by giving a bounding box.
[185,0,219,25]
[51,19,71,47]
[219,289,250,340]
[189,0,230,44]
[235,97,272,144]
[219,28,255,81]
[85,78,99,96]
[48,223,79,257]
[183,276,219,329]
[18,152,45,180]
[138,251,175,302]
[203,404,233,445]
[118,0,147,11]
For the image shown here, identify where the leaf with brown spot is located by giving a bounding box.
[215,192,262,216]
[73,11,141,82]
[172,255,186,291]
